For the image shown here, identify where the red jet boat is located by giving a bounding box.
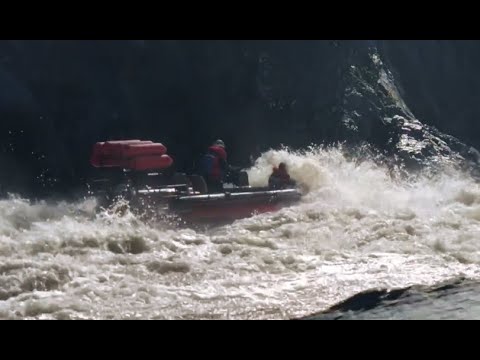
[88,139,302,223]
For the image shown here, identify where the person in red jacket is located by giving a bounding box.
[268,162,296,189]
[199,139,229,192]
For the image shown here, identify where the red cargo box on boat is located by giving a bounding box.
[121,143,167,157]
[90,142,106,167]
[128,154,173,171]
[90,140,171,170]
[102,140,153,157]
[91,140,147,164]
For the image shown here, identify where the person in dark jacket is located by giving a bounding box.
[199,139,229,193]
[268,162,296,189]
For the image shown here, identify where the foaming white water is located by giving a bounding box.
[1,146,480,319]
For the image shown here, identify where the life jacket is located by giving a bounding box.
[199,145,227,181]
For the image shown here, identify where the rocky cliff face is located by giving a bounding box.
[0,40,478,196]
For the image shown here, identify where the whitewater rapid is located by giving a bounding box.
[1,146,480,319]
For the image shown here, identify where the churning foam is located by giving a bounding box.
[1,145,480,319]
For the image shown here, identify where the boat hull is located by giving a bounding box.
[169,188,302,223]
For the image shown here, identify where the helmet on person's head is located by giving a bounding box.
[213,139,225,148]
[279,162,287,170]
